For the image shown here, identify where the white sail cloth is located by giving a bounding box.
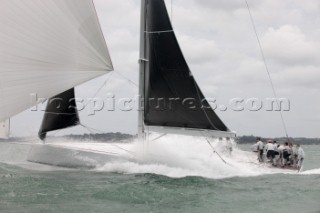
[0,0,113,122]
[0,119,10,139]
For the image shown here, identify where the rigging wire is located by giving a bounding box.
[49,72,114,138]
[150,133,167,142]
[49,69,137,145]
[79,123,106,134]
[245,0,290,140]
[82,72,114,110]
[114,71,138,87]
[74,123,137,156]
[205,138,230,165]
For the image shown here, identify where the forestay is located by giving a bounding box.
[0,0,113,122]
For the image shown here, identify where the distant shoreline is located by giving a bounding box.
[236,135,320,145]
[1,133,319,145]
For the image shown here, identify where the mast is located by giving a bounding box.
[138,0,146,142]
[8,118,10,138]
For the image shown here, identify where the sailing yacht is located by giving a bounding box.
[0,0,299,172]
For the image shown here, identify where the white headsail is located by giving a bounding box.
[0,0,113,122]
[0,119,10,139]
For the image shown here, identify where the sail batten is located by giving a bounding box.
[143,0,233,136]
[0,0,113,122]
[148,126,236,138]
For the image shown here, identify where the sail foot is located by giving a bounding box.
[147,125,236,138]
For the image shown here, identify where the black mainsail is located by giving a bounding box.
[38,88,80,140]
[141,0,234,137]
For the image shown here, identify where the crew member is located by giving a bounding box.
[291,144,298,167]
[282,142,291,166]
[256,137,264,162]
[265,140,275,165]
[296,144,305,170]
[273,140,279,156]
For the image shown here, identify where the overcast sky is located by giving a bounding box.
[12,0,320,138]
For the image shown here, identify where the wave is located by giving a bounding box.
[94,135,298,178]
[300,169,320,175]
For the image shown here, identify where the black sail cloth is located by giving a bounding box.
[38,88,79,140]
[143,0,229,132]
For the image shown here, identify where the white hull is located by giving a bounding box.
[0,138,303,178]
[27,144,127,168]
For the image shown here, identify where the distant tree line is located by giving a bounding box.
[62,132,134,142]
[0,132,134,143]
[1,133,319,145]
[236,135,320,145]
[48,132,135,143]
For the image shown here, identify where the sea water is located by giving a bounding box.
[0,137,319,213]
